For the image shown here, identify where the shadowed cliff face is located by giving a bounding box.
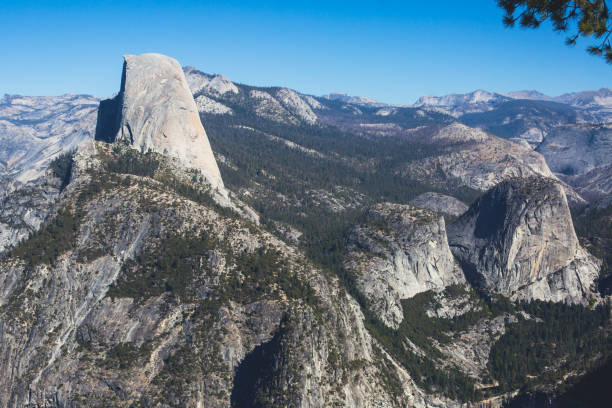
[94,97,121,143]
[447,176,600,304]
[473,194,507,239]
[94,61,126,144]
[231,329,282,408]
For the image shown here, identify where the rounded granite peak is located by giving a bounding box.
[96,53,224,191]
[447,175,599,304]
[346,202,466,328]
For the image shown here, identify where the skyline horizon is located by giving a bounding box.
[2,56,610,106]
[2,1,610,104]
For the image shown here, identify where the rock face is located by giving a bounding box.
[194,94,233,115]
[447,176,599,304]
[95,53,224,190]
[536,124,612,176]
[409,192,469,217]
[274,88,318,124]
[0,175,61,253]
[402,123,555,192]
[345,203,465,328]
[0,94,98,183]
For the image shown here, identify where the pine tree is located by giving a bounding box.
[497,0,612,63]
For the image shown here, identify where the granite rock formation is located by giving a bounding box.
[345,203,465,328]
[95,53,224,191]
[447,176,599,303]
[409,192,469,217]
[401,124,555,192]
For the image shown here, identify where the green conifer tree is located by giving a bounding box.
[497,0,612,63]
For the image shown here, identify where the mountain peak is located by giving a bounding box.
[95,53,224,190]
[322,92,384,106]
[182,67,239,95]
[504,90,553,101]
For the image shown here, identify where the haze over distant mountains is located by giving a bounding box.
[323,88,612,112]
[321,87,612,121]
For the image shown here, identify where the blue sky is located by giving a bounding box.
[1,0,610,104]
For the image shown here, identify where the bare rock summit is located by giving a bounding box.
[447,176,599,304]
[95,53,224,190]
[409,192,469,217]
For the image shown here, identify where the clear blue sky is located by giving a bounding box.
[1,0,609,104]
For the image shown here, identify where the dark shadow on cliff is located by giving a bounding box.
[473,193,507,239]
[94,60,126,143]
[503,358,612,408]
[230,318,286,408]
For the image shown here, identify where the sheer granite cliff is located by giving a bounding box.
[447,176,600,304]
[95,53,224,191]
[345,203,466,328]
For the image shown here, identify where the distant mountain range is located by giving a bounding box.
[413,88,612,120]
[321,88,612,113]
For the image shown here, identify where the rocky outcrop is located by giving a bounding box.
[95,53,224,190]
[0,175,61,253]
[195,94,233,115]
[409,192,469,217]
[274,88,318,124]
[0,94,98,183]
[345,203,465,328]
[447,176,600,304]
[400,124,556,193]
[536,124,612,176]
[249,90,309,125]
